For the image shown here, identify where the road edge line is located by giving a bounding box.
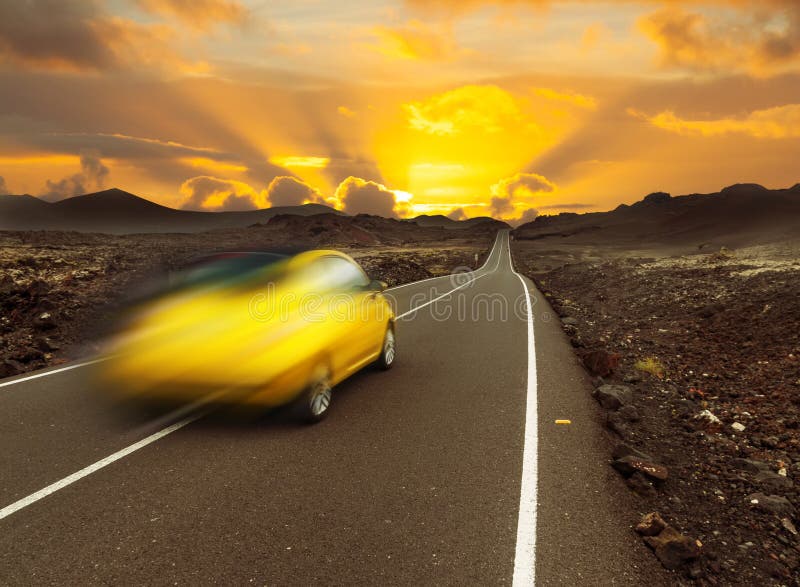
[510,234,539,586]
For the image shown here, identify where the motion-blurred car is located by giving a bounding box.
[96,250,396,422]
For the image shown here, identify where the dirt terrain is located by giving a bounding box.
[513,238,800,585]
[0,221,493,378]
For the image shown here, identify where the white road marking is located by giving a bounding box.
[0,414,199,521]
[0,387,230,521]
[510,232,539,587]
[395,270,490,320]
[387,232,503,291]
[0,357,110,390]
[391,230,503,320]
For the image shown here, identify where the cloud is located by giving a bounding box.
[334,176,399,217]
[179,175,265,211]
[15,132,238,161]
[629,104,800,138]
[517,208,539,225]
[403,85,523,136]
[337,106,357,118]
[323,157,385,187]
[0,176,8,195]
[447,207,467,221]
[639,4,800,76]
[40,150,110,201]
[134,0,245,30]
[533,87,596,110]
[488,172,555,220]
[373,20,462,61]
[0,1,193,72]
[266,176,324,207]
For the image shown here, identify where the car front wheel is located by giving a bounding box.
[294,369,332,424]
[376,326,396,370]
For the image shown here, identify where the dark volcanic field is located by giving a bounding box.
[0,216,494,377]
[514,239,800,586]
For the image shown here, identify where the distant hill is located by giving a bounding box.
[0,188,343,234]
[0,188,509,235]
[409,214,510,230]
[512,183,800,249]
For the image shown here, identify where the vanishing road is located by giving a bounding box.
[0,231,669,585]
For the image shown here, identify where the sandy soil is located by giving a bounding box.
[513,239,800,585]
[0,227,491,377]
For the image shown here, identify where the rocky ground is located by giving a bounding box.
[514,240,800,585]
[0,225,491,378]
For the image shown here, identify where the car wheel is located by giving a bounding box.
[376,326,396,370]
[295,369,332,424]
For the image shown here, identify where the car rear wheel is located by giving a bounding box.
[376,326,396,370]
[294,369,332,424]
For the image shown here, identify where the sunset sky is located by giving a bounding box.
[1,0,799,223]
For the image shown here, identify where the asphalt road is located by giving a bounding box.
[0,231,670,585]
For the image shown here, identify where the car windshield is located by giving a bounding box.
[169,252,289,292]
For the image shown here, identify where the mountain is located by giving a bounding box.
[409,214,510,230]
[0,188,343,234]
[512,183,800,248]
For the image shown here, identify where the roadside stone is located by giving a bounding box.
[612,443,652,461]
[636,512,667,536]
[747,493,796,517]
[754,470,794,491]
[593,384,633,410]
[643,526,701,570]
[782,518,798,536]
[562,316,578,326]
[731,422,746,432]
[695,409,721,426]
[581,349,620,377]
[35,337,60,352]
[617,404,641,422]
[33,312,57,331]
[612,455,669,481]
[623,372,642,383]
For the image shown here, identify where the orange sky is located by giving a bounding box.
[0,0,799,223]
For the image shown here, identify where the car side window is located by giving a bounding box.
[316,257,369,291]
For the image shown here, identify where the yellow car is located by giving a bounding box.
[96,250,396,422]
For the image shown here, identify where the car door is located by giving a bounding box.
[314,256,382,379]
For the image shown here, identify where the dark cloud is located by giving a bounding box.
[40,150,110,201]
[266,176,323,207]
[0,1,185,72]
[9,132,240,162]
[179,175,261,211]
[335,176,398,217]
[489,172,555,217]
[489,196,514,217]
[0,176,8,195]
[0,1,113,71]
[639,2,800,75]
[517,208,539,225]
[447,207,467,220]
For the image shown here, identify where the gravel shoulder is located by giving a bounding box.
[513,238,800,585]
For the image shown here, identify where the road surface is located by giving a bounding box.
[0,231,670,585]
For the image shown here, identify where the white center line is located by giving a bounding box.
[0,357,110,390]
[0,413,199,521]
[510,232,539,586]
